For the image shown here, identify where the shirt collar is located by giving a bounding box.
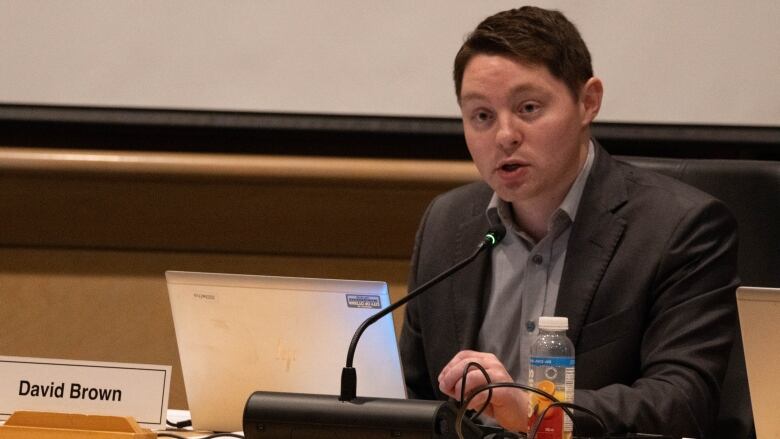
[487,140,595,239]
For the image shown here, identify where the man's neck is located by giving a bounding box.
[511,195,562,243]
[510,138,593,242]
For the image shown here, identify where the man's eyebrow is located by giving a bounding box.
[459,93,487,105]
[510,83,546,95]
[459,84,548,105]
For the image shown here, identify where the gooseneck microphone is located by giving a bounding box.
[243,213,506,439]
[340,220,507,401]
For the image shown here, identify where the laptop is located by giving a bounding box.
[736,286,780,439]
[166,271,407,432]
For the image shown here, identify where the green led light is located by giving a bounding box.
[486,234,497,245]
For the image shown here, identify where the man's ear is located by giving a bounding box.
[580,77,603,126]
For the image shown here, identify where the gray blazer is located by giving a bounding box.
[399,144,739,438]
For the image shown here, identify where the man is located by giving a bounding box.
[399,6,738,438]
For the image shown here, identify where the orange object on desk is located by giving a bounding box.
[0,411,155,438]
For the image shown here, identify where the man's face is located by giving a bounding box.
[459,54,596,210]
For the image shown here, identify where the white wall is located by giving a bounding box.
[1,0,778,126]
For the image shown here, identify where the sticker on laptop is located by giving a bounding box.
[346,294,382,309]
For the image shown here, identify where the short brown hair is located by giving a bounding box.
[453,6,593,100]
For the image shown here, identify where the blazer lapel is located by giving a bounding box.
[556,144,628,346]
[451,196,492,350]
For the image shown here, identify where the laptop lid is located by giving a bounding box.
[166,270,406,432]
[736,286,780,439]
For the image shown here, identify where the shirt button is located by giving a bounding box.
[532,254,544,265]
[526,321,536,332]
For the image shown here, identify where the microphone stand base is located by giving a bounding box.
[243,391,485,438]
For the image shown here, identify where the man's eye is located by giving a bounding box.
[473,110,493,123]
[519,102,541,114]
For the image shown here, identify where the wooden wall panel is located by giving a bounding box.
[0,147,479,409]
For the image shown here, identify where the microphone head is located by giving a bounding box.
[485,224,506,246]
[484,208,506,247]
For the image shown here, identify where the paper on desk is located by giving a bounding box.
[162,409,242,437]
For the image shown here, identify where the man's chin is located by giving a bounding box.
[492,184,530,205]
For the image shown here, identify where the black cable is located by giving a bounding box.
[165,419,192,428]
[529,401,606,439]
[459,361,494,421]
[157,433,243,439]
[454,382,579,439]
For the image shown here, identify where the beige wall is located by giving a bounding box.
[0,147,478,408]
[1,1,778,126]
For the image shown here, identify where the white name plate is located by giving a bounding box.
[0,356,171,429]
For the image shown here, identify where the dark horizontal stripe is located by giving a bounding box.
[1,104,778,160]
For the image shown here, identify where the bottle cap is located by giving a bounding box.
[538,316,568,331]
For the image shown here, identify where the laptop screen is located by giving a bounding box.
[737,286,780,439]
[166,271,406,432]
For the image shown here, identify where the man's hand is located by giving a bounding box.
[438,350,529,433]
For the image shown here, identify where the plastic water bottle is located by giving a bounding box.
[528,316,575,439]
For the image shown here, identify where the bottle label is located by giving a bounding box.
[529,357,575,367]
[528,356,575,439]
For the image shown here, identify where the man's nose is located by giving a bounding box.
[495,115,521,154]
